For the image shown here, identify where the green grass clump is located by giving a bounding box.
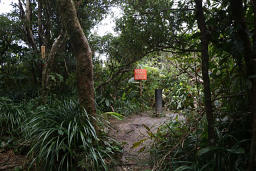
[23,100,119,170]
[0,97,25,137]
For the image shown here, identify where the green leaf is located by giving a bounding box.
[146,131,155,138]
[197,146,221,156]
[226,148,245,154]
[174,165,193,171]
[142,124,150,131]
[142,124,155,137]
[104,112,124,120]
[58,129,64,135]
[105,99,110,107]
[132,138,147,149]
[122,92,126,100]
[138,146,146,153]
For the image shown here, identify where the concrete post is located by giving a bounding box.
[155,89,162,115]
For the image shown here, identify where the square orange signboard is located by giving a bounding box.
[134,69,147,80]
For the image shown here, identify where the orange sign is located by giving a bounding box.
[134,69,147,80]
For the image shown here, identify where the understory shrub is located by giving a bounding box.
[0,97,26,137]
[150,111,249,171]
[22,99,120,170]
[96,90,146,116]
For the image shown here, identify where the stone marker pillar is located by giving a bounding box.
[155,89,162,115]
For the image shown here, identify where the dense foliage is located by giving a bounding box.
[1,0,256,170]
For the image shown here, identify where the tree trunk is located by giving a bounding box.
[248,1,256,170]
[24,0,37,52]
[195,0,215,144]
[56,0,96,117]
[37,0,43,47]
[42,0,52,49]
[229,0,256,169]
[18,0,38,84]
[41,32,66,102]
[249,68,256,171]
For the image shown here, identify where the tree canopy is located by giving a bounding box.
[0,0,256,170]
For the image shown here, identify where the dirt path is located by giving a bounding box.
[0,149,26,170]
[109,111,180,171]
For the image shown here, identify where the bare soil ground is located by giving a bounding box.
[0,149,26,170]
[109,111,180,171]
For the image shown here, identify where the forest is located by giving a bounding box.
[0,0,256,170]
